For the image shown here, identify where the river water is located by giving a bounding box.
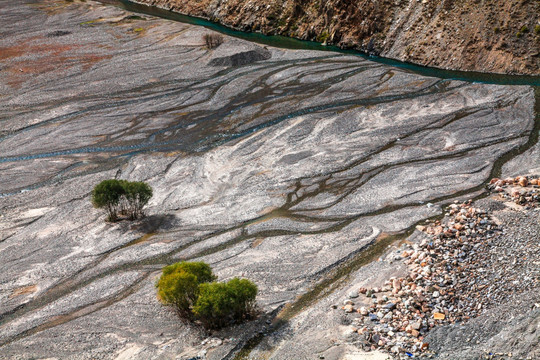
[111,0,540,86]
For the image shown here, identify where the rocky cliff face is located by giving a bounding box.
[135,0,540,75]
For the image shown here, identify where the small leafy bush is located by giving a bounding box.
[156,261,257,329]
[317,29,329,43]
[192,282,234,328]
[92,179,152,221]
[157,262,216,315]
[157,270,199,315]
[223,277,258,320]
[535,25,540,35]
[92,179,126,221]
[193,278,257,329]
[161,261,216,284]
[122,181,153,220]
[203,33,224,49]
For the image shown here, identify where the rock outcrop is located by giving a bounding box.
[134,0,540,75]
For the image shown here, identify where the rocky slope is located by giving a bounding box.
[260,186,540,360]
[326,178,540,359]
[133,0,540,75]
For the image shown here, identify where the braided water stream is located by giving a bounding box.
[90,2,540,358]
[1,1,539,357]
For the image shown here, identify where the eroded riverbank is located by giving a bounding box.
[121,0,540,75]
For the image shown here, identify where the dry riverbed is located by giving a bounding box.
[0,1,538,359]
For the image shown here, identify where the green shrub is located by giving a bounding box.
[317,29,329,43]
[157,270,199,315]
[156,262,257,329]
[226,277,258,320]
[92,179,125,221]
[193,278,258,329]
[157,262,216,315]
[516,31,523,38]
[494,27,500,34]
[161,261,216,284]
[521,25,529,33]
[92,179,152,221]
[535,25,540,35]
[122,181,153,219]
[193,282,234,328]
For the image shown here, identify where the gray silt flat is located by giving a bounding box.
[0,0,537,359]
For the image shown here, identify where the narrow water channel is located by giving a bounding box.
[89,3,540,358]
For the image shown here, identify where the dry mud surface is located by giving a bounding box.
[0,1,538,359]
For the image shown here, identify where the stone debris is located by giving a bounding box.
[338,175,540,358]
[488,175,540,209]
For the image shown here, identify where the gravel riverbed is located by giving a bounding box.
[0,1,538,359]
[335,176,540,359]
